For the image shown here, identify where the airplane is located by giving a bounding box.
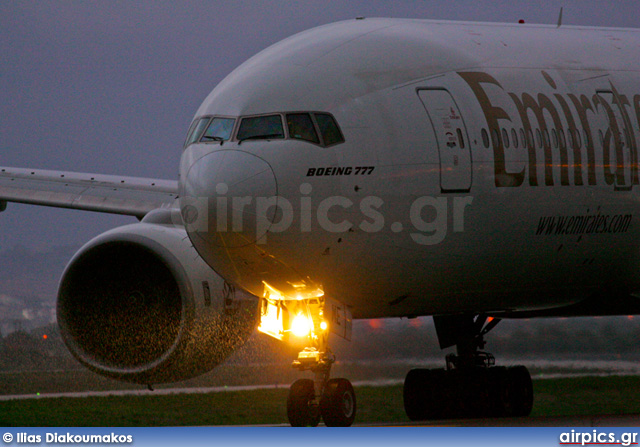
[2,16,640,426]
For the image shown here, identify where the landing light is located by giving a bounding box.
[291,313,313,338]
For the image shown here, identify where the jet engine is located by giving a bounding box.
[56,211,259,385]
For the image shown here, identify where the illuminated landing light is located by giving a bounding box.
[291,313,313,338]
[320,321,328,331]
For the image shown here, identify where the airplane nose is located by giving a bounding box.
[181,150,277,248]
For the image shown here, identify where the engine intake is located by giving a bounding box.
[57,220,258,384]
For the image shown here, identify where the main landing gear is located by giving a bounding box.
[286,322,356,426]
[403,314,533,420]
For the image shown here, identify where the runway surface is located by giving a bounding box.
[223,414,640,427]
[356,413,640,427]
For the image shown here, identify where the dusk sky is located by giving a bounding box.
[2,1,640,330]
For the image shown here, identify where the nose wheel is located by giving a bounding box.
[287,379,321,427]
[320,378,357,426]
[287,345,356,426]
[287,377,357,427]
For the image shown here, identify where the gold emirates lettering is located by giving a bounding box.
[457,71,640,188]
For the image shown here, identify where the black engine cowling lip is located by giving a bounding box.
[57,230,196,380]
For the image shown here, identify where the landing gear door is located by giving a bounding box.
[418,89,472,192]
[325,297,352,341]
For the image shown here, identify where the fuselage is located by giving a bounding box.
[179,18,640,319]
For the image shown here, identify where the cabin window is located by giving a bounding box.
[237,115,284,141]
[502,128,510,148]
[287,113,320,144]
[575,129,582,148]
[535,129,542,148]
[185,117,211,147]
[551,129,558,148]
[512,129,519,148]
[201,117,235,142]
[491,128,500,148]
[519,129,526,148]
[314,113,344,146]
[527,129,534,148]
[543,129,550,148]
[568,129,574,148]
[559,129,566,148]
[456,128,465,149]
[481,129,490,148]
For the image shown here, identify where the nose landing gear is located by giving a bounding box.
[256,284,355,426]
[404,314,533,420]
[287,339,356,426]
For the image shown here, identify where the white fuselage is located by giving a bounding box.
[179,18,640,319]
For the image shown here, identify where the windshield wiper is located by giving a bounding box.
[201,135,225,145]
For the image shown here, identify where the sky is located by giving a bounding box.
[1,0,640,332]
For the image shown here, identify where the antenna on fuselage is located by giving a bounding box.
[557,7,563,28]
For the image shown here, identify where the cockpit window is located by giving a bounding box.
[200,117,235,142]
[237,115,284,141]
[185,112,344,148]
[314,113,344,146]
[287,113,320,144]
[183,119,199,148]
[185,117,210,147]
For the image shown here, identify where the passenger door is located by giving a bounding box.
[418,89,472,192]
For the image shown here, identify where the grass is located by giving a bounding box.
[0,389,290,426]
[2,376,640,426]
[531,375,640,416]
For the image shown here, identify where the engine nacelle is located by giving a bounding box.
[57,212,259,385]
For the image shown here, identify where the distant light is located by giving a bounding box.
[320,321,328,331]
[291,314,313,337]
[42,334,48,340]
[368,319,383,330]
